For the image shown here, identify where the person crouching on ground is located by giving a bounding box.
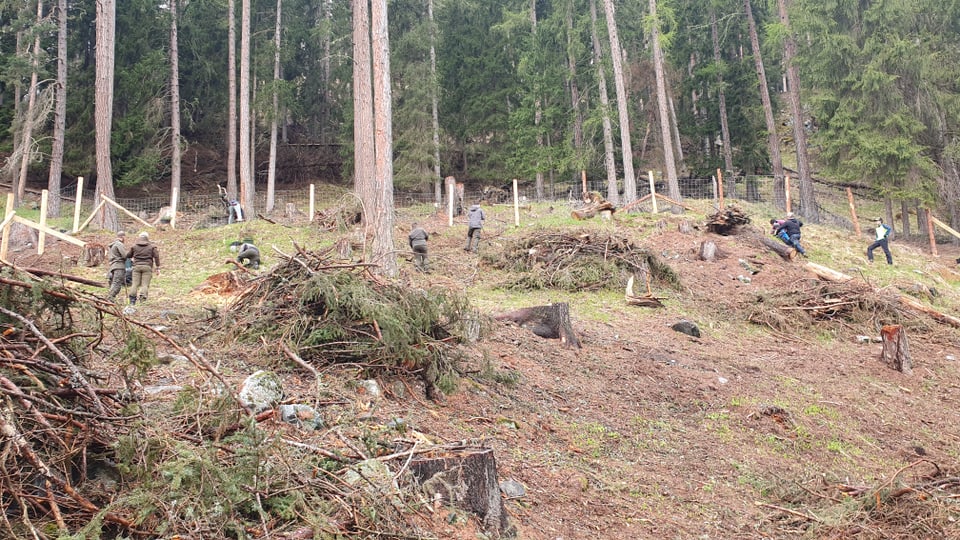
[408,222,430,272]
[778,213,807,256]
[125,232,160,305]
[464,203,485,253]
[237,241,261,269]
[106,231,128,302]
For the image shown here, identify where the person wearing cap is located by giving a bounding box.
[867,217,893,265]
[106,231,129,301]
[125,232,161,304]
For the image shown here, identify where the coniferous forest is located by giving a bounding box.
[2,0,959,226]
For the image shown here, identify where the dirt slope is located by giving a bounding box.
[6,200,960,539]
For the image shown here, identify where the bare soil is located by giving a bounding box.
[7,200,960,540]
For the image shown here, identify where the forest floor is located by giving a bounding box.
[6,191,960,540]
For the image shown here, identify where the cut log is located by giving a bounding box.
[624,275,664,308]
[572,192,616,220]
[495,302,581,348]
[705,206,751,235]
[760,237,796,261]
[899,294,960,328]
[698,240,717,262]
[409,447,512,538]
[804,262,853,282]
[880,325,912,374]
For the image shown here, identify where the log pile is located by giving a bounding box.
[571,191,616,220]
[706,206,751,235]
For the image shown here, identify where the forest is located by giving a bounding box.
[2,0,960,229]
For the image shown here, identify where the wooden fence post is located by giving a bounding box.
[648,171,658,214]
[785,174,792,213]
[717,169,724,210]
[309,183,315,221]
[926,209,938,257]
[38,189,48,255]
[72,176,83,233]
[512,178,520,227]
[846,188,861,238]
[0,193,14,262]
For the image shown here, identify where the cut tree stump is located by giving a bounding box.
[880,324,912,374]
[495,302,581,348]
[79,242,106,267]
[698,240,717,261]
[409,447,512,538]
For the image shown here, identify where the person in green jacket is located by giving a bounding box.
[106,231,128,301]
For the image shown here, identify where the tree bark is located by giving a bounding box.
[429,0,442,207]
[15,0,44,208]
[94,0,119,231]
[353,0,374,216]
[650,0,681,213]
[880,325,911,375]
[761,236,797,260]
[239,0,254,218]
[710,9,734,177]
[170,0,182,222]
[745,0,785,208]
[495,303,581,349]
[590,0,619,207]
[47,0,67,217]
[267,0,283,213]
[602,0,637,203]
[566,1,584,187]
[410,447,510,537]
[227,0,238,199]
[777,0,819,222]
[371,0,397,276]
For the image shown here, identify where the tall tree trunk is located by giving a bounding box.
[239,0,254,218]
[429,0,442,206]
[15,0,44,208]
[94,0,118,231]
[353,0,374,209]
[900,200,911,237]
[590,0,618,206]
[602,0,637,203]
[531,0,544,201]
[777,0,818,222]
[710,9,734,177]
[566,0,584,182]
[649,0,681,212]
[371,0,397,276]
[321,0,334,144]
[745,0,784,208]
[170,0,182,217]
[227,0,238,199]
[267,0,283,213]
[47,0,67,217]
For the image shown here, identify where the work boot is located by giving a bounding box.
[129,296,137,305]
[138,295,147,304]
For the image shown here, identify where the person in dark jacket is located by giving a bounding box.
[237,242,261,269]
[464,204,486,253]
[408,222,429,272]
[125,232,160,304]
[867,217,893,265]
[775,213,806,256]
[106,231,128,301]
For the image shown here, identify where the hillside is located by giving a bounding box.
[2,195,960,539]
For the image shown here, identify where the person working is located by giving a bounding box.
[408,222,430,272]
[775,213,806,256]
[106,231,128,302]
[867,217,893,265]
[125,232,160,305]
[237,242,261,269]
[464,203,486,253]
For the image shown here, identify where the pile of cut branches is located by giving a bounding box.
[490,229,681,292]
[744,280,916,333]
[0,265,149,536]
[224,243,476,396]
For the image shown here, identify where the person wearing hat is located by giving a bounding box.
[106,231,129,301]
[125,232,161,304]
[867,217,893,265]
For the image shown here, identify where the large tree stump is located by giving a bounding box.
[880,325,912,374]
[410,447,512,538]
[79,242,106,267]
[494,302,581,348]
